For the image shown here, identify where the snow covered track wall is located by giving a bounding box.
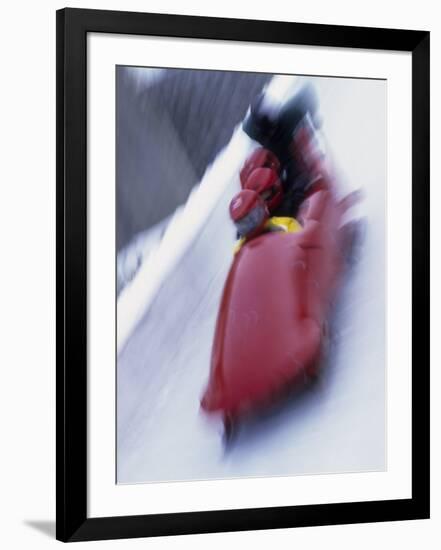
[117,75,298,354]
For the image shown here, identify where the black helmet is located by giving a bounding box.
[243,92,279,144]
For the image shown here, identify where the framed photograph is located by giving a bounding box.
[56,7,430,542]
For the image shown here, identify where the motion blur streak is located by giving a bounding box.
[116,69,386,484]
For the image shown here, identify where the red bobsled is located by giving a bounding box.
[201,174,355,423]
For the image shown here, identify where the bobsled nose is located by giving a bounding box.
[201,382,224,413]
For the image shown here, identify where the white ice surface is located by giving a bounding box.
[117,76,386,484]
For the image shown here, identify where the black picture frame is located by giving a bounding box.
[56,7,430,543]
